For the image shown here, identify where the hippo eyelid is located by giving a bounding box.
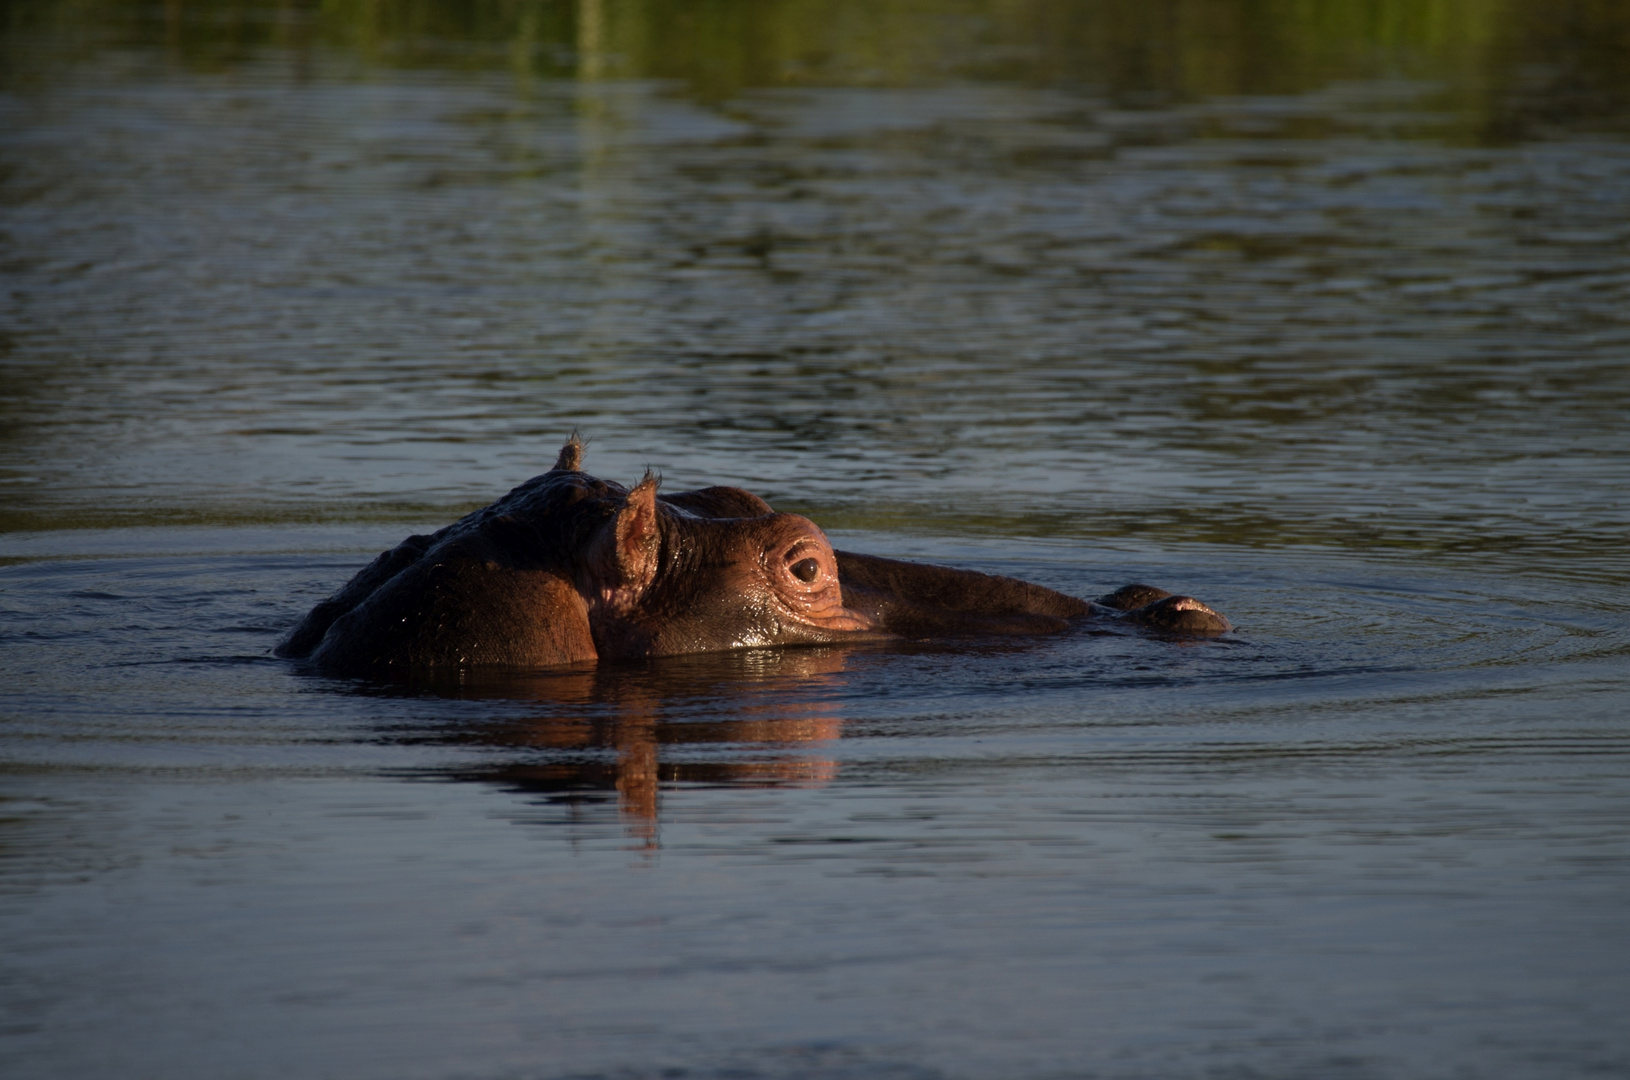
[780,537,821,562]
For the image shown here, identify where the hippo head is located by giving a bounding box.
[580,474,881,657]
[277,437,1228,675]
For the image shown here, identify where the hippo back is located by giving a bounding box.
[277,468,629,672]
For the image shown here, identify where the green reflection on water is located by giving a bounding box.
[7,0,1629,135]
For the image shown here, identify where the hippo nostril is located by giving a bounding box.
[790,557,820,583]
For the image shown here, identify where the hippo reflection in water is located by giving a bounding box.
[415,648,859,847]
[276,437,1230,673]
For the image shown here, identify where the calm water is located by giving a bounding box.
[4,3,1630,1077]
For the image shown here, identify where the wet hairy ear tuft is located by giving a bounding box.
[553,433,586,472]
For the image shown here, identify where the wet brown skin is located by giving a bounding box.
[276,438,1230,674]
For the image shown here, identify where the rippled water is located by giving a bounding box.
[4,3,1630,1078]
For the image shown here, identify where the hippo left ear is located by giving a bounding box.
[552,434,585,472]
[605,473,661,589]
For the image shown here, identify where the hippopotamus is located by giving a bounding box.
[276,437,1230,673]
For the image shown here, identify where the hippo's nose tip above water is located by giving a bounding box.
[1093,583,1232,636]
[1125,595,1232,636]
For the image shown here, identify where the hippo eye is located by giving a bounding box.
[790,557,820,583]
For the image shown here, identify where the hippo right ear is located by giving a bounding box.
[600,473,661,590]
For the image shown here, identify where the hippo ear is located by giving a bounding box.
[553,433,585,472]
[606,472,661,587]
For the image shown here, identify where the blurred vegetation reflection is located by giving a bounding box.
[6,0,1629,136]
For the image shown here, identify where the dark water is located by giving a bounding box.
[4,3,1630,1077]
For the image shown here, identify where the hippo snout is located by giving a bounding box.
[1122,595,1232,635]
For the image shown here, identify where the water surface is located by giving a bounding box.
[3,3,1629,1077]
